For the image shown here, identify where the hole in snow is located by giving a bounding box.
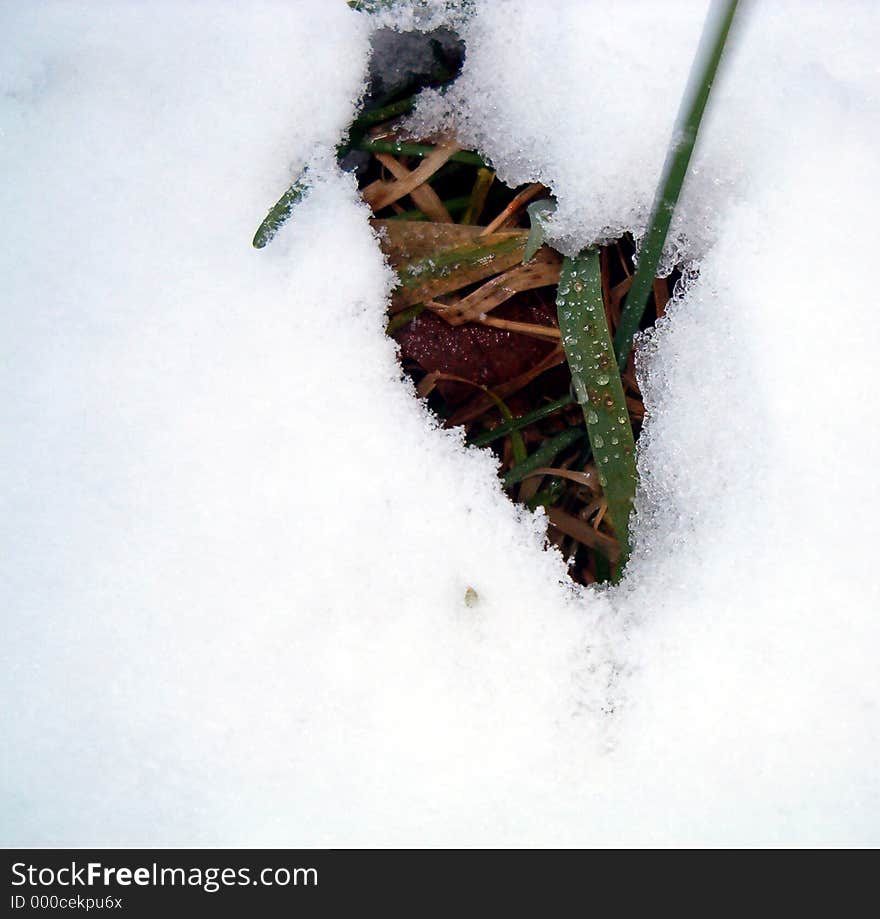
[354,27,692,587]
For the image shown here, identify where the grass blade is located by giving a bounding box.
[523,199,556,264]
[253,138,478,249]
[391,231,528,310]
[438,248,561,325]
[546,507,620,564]
[252,168,309,249]
[613,0,739,368]
[350,81,454,133]
[373,152,455,222]
[361,139,461,212]
[502,426,584,488]
[448,346,566,426]
[557,250,637,575]
[469,393,573,447]
[482,390,527,465]
[373,220,497,264]
[462,167,496,225]
[351,95,417,130]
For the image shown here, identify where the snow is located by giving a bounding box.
[2,0,879,846]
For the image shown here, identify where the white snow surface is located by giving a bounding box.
[2,0,879,846]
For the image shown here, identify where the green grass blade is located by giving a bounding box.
[469,393,574,447]
[351,96,417,131]
[351,81,454,133]
[482,389,527,465]
[523,199,555,264]
[252,168,310,249]
[502,426,583,488]
[613,0,739,368]
[557,250,637,575]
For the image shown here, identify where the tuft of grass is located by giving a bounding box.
[614,0,739,368]
[252,9,737,586]
[557,250,637,577]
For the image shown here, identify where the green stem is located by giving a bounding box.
[469,394,574,447]
[558,250,637,577]
[352,97,417,130]
[482,390,527,465]
[252,169,310,249]
[351,81,453,132]
[613,0,739,369]
[502,427,584,488]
